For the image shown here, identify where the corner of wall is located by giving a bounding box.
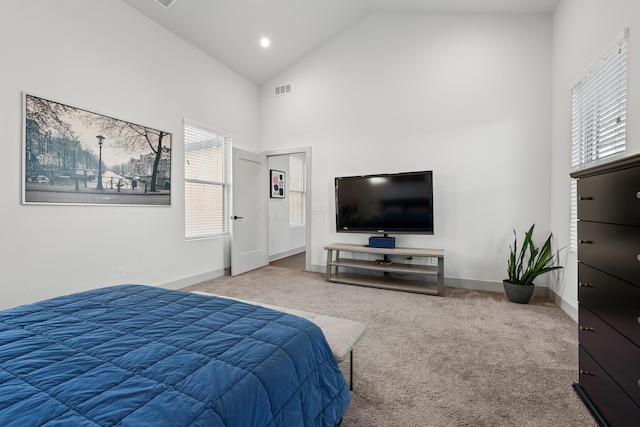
[551,289,578,322]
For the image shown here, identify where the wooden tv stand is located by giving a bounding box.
[324,243,444,295]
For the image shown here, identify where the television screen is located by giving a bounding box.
[335,171,433,234]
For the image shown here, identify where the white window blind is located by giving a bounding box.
[570,180,578,252]
[289,156,305,226]
[184,122,231,239]
[570,30,628,252]
[571,32,627,170]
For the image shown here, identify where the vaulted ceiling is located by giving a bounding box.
[120,0,561,85]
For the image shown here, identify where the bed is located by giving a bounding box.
[0,284,350,426]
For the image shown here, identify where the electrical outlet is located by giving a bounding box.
[116,266,125,279]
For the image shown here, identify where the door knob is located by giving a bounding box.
[232,215,244,220]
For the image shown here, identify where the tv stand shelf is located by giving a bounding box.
[324,243,444,295]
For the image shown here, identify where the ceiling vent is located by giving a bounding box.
[275,84,292,96]
[155,0,177,10]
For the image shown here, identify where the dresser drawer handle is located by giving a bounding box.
[579,326,595,332]
[579,196,593,200]
[580,370,594,376]
[579,240,593,244]
[579,283,594,288]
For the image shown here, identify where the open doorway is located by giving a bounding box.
[265,147,311,271]
[269,252,305,270]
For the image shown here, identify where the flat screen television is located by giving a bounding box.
[335,170,433,235]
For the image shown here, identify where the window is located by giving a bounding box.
[570,30,627,251]
[184,122,231,239]
[289,156,306,226]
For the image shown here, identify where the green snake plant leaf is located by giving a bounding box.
[506,224,563,286]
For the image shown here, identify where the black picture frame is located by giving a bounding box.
[270,169,285,198]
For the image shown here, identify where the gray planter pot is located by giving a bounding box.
[503,280,535,304]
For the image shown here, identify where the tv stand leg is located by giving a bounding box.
[383,254,390,278]
[326,249,340,280]
[437,257,444,295]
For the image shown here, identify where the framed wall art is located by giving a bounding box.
[270,169,285,198]
[22,93,172,206]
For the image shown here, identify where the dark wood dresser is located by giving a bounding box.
[571,153,640,426]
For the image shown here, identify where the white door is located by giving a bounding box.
[231,147,268,276]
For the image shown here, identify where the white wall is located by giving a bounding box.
[0,0,259,309]
[551,0,640,319]
[260,13,553,289]
[267,154,306,260]
[7,2,619,318]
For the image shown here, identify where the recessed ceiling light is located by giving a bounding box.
[154,0,177,9]
[260,37,271,48]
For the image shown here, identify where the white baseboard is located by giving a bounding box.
[160,268,226,290]
[445,277,551,297]
[445,277,504,293]
[310,263,324,274]
[311,264,548,296]
[551,289,578,322]
[269,247,305,262]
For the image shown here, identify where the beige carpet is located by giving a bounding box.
[182,266,595,427]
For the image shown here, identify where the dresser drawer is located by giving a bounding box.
[578,221,640,286]
[579,263,640,343]
[579,306,640,407]
[577,165,640,226]
[579,346,640,426]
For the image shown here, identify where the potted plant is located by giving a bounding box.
[504,224,563,304]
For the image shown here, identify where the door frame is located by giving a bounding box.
[263,146,312,272]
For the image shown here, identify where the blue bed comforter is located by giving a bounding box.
[0,285,350,426]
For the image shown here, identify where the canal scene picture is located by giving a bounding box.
[23,93,171,206]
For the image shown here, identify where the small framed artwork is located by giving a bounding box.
[270,169,285,198]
